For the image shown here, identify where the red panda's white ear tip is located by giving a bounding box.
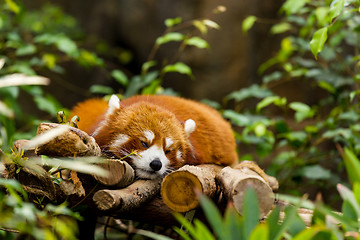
[106,95,120,116]
[108,95,120,109]
[184,119,196,136]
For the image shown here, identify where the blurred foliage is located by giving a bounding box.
[2,0,360,239]
[0,0,103,152]
[230,0,360,204]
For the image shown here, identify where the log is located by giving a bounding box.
[233,161,279,192]
[34,123,101,157]
[91,159,135,188]
[13,139,36,158]
[161,164,222,213]
[93,178,162,212]
[216,166,275,219]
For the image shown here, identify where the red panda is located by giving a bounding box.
[71,95,238,179]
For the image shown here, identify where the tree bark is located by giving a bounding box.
[93,178,162,212]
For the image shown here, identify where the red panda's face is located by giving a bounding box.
[108,129,187,179]
[92,96,196,179]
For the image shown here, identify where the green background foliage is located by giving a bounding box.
[1,0,360,239]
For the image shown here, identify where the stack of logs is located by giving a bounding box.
[3,123,278,226]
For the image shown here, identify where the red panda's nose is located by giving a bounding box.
[150,158,162,171]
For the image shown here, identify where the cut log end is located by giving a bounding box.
[161,170,203,212]
[232,177,275,218]
[93,189,122,211]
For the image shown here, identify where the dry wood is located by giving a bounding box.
[114,197,178,226]
[92,159,135,188]
[5,163,57,201]
[216,166,275,219]
[161,164,222,213]
[93,178,162,212]
[233,161,279,192]
[35,123,101,157]
[13,139,37,158]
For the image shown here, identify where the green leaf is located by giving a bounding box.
[289,102,315,122]
[141,61,157,75]
[242,16,257,34]
[256,96,287,112]
[185,37,209,49]
[89,84,115,95]
[16,44,37,56]
[163,62,192,77]
[164,17,182,27]
[203,19,220,30]
[299,165,331,180]
[343,147,360,184]
[226,84,273,102]
[249,224,269,240]
[56,36,78,57]
[310,27,328,60]
[199,195,226,239]
[5,0,20,14]
[281,0,309,15]
[337,183,360,218]
[111,70,128,86]
[193,20,208,34]
[270,23,292,34]
[243,187,259,240]
[292,226,325,240]
[156,32,184,45]
[328,0,345,23]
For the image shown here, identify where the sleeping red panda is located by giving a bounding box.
[71,95,238,179]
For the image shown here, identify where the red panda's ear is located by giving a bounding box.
[105,95,121,117]
[184,119,196,137]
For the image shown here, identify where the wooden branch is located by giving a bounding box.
[216,166,275,219]
[161,164,222,213]
[35,123,101,157]
[91,159,135,188]
[93,178,162,212]
[114,197,178,226]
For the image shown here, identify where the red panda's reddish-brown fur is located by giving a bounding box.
[71,95,238,178]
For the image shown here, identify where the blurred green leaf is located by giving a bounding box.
[199,195,225,239]
[282,0,309,15]
[310,27,328,60]
[226,84,273,102]
[242,16,257,34]
[257,96,287,112]
[270,22,292,34]
[343,147,360,184]
[164,17,182,27]
[16,44,37,56]
[5,0,20,14]
[111,69,128,86]
[156,32,184,45]
[89,84,115,95]
[243,187,259,240]
[249,224,269,240]
[300,165,331,180]
[185,37,209,49]
[163,62,193,77]
[328,0,345,23]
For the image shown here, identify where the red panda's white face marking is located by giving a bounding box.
[143,130,155,144]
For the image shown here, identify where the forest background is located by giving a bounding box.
[2,0,360,239]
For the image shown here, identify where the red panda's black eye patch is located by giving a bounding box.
[165,150,170,154]
[141,141,149,148]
